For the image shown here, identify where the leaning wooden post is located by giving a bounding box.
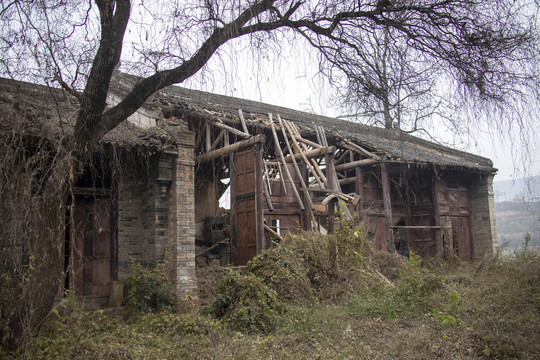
[254,142,265,254]
[381,162,395,252]
[325,151,337,233]
[355,166,365,216]
[431,178,443,257]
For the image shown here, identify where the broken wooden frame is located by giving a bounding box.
[184,107,481,265]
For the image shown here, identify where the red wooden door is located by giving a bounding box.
[72,196,111,296]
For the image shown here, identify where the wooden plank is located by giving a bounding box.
[269,115,305,211]
[238,109,250,135]
[195,134,265,163]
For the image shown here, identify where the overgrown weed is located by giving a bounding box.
[10,233,539,359]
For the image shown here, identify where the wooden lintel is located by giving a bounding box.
[195,134,265,163]
[334,158,379,171]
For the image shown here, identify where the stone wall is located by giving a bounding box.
[469,173,498,259]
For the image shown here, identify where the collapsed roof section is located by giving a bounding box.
[112,72,495,174]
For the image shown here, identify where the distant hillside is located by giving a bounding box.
[495,201,540,249]
[493,175,540,202]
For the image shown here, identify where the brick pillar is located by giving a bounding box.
[470,173,498,259]
[169,137,197,298]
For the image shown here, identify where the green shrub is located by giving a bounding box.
[127,260,177,313]
[209,271,279,334]
[247,246,313,304]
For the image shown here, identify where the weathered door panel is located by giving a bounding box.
[72,196,111,297]
[234,148,264,265]
[451,216,472,260]
[409,213,436,257]
[236,197,257,265]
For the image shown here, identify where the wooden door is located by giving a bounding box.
[71,196,111,296]
[451,216,472,260]
[409,214,436,257]
[234,148,263,265]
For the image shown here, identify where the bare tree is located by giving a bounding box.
[0,0,538,349]
[325,1,539,146]
[333,25,455,139]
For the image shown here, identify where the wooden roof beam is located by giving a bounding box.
[338,139,380,160]
[334,158,379,172]
[195,134,265,164]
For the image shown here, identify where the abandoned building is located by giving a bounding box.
[0,73,497,305]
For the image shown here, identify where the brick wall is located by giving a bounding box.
[117,163,153,280]
[469,173,498,259]
[116,121,198,300]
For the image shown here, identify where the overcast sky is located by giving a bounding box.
[180,38,540,183]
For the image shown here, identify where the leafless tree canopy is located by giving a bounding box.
[0,0,538,350]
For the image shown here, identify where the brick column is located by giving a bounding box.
[470,173,498,259]
[169,137,197,298]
